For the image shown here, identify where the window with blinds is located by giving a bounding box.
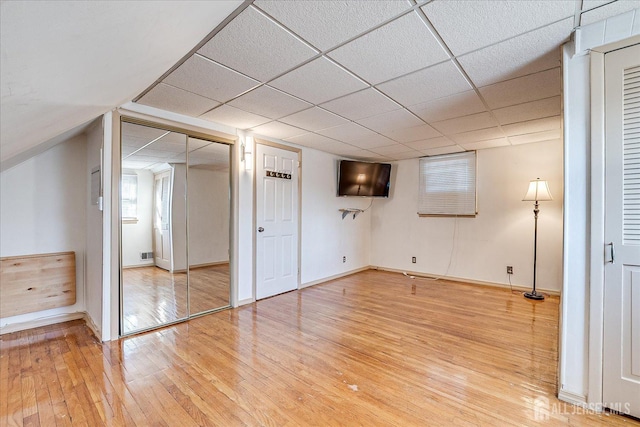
[624,65,640,244]
[418,151,477,216]
[121,174,138,220]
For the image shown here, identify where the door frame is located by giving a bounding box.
[588,37,640,409]
[252,138,302,301]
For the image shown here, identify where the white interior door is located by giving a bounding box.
[603,43,640,418]
[255,144,299,300]
[153,171,172,271]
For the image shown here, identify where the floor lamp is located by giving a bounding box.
[522,178,553,301]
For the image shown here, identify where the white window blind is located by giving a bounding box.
[121,174,138,219]
[418,152,477,216]
[624,65,640,244]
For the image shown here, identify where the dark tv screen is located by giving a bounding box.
[338,160,391,197]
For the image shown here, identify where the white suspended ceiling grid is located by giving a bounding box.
[135,0,640,161]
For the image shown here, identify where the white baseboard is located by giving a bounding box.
[300,266,370,289]
[83,313,102,340]
[371,266,561,296]
[558,390,589,408]
[236,298,255,307]
[0,312,85,335]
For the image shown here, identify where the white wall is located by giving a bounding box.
[85,120,103,334]
[188,168,230,265]
[121,169,154,268]
[371,140,564,291]
[0,135,87,329]
[301,148,372,285]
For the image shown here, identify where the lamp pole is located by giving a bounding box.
[524,200,544,300]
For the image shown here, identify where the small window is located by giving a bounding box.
[121,174,138,220]
[418,152,477,217]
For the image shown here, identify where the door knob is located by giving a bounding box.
[258,227,264,232]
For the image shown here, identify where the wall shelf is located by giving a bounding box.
[339,208,364,220]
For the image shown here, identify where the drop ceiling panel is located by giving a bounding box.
[509,129,562,145]
[254,0,411,51]
[320,88,401,121]
[284,132,340,149]
[200,104,271,129]
[349,133,397,149]
[381,123,441,143]
[138,83,220,117]
[317,122,378,142]
[357,109,424,133]
[164,55,259,103]
[430,112,498,136]
[250,121,307,139]
[377,61,471,107]
[449,127,506,144]
[502,116,562,136]
[460,138,511,150]
[197,6,317,82]
[270,57,367,104]
[457,18,572,87]
[279,107,348,131]
[370,143,415,155]
[328,11,450,84]
[422,0,575,55]
[493,96,561,125]
[228,86,312,119]
[408,90,486,123]
[404,136,455,151]
[421,145,465,156]
[479,68,561,109]
[580,1,640,25]
[391,150,425,160]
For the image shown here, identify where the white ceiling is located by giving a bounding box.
[2,0,639,166]
[135,0,639,161]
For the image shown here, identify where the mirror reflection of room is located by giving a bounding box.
[120,122,230,335]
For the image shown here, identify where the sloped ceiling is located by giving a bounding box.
[0,0,245,165]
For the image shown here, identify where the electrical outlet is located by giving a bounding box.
[343,256,346,263]
[412,257,416,263]
[507,266,513,275]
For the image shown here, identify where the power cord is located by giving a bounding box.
[402,216,458,282]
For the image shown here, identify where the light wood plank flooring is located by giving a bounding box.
[1,270,637,426]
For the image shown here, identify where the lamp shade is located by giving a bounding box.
[523,179,553,201]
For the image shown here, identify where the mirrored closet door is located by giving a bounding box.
[120,121,231,335]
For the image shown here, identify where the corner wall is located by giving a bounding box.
[370,140,564,291]
[0,135,87,330]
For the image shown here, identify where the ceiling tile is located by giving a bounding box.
[460,138,511,150]
[376,61,471,106]
[458,17,572,87]
[250,121,307,139]
[421,145,466,156]
[391,150,424,160]
[357,109,424,133]
[509,129,562,145]
[321,142,366,156]
[197,6,316,82]
[279,107,348,131]
[479,68,561,109]
[370,143,414,155]
[270,57,367,104]
[502,116,561,136]
[404,136,456,150]
[581,1,640,25]
[328,11,449,84]
[317,122,378,142]
[449,127,506,144]
[493,96,561,125]
[381,123,441,143]
[137,83,220,117]
[284,132,339,147]
[254,0,411,51]
[409,90,486,123]
[430,112,498,135]
[164,55,259,103]
[422,0,575,55]
[349,133,397,149]
[228,86,312,119]
[200,104,271,129]
[320,88,401,121]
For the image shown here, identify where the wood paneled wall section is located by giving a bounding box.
[0,252,75,317]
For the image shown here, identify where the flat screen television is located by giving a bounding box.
[338,160,391,197]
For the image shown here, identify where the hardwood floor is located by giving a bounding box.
[1,270,637,426]
[122,264,229,333]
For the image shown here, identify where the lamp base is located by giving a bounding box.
[523,291,545,301]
